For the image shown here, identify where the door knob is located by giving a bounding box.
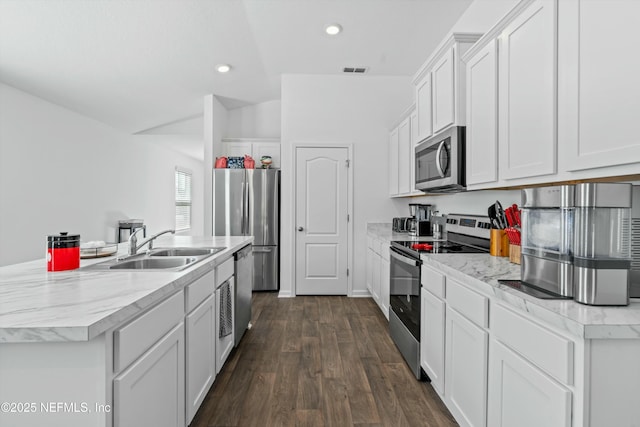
[297,226,304,231]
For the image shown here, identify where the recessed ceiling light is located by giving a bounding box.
[216,64,231,73]
[325,24,342,36]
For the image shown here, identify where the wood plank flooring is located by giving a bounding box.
[190,293,457,427]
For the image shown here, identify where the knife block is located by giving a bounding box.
[490,229,510,257]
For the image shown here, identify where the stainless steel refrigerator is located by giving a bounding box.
[213,169,280,291]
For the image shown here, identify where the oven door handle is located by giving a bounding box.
[390,247,420,267]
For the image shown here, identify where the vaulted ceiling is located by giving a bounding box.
[0,0,472,135]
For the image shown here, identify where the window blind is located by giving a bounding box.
[175,168,192,231]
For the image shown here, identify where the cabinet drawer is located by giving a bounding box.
[447,279,488,328]
[216,257,234,287]
[114,291,184,372]
[421,265,446,299]
[367,236,374,249]
[186,271,214,313]
[380,244,390,262]
[492,303,574,385]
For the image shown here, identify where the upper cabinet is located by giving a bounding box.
[413,33,483,145]
[465,39,498,186]
[389,106,421,198]
[558,0,640,172]
[220,138,281,169]
[464,0,640,191]
[498,0,557,180]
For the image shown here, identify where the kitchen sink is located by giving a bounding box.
[148,247,225,257]
[81,246,226,272]
[108,257,198,270]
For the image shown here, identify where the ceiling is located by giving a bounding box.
[0,0,473,137]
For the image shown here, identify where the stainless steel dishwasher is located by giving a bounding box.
[234,244,252,346]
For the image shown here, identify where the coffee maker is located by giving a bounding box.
[408,204,434,236]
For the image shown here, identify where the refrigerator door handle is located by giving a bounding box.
[242,178,249,235]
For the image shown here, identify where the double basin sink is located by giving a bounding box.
[83,247,226,272]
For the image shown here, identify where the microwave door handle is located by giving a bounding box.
[435,141,446,178]
[390,248,420,267]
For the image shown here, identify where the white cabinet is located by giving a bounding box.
[465,39,498,186]
[445,307,488,427]
[498,0,557,180]
[114,323,185,427]
[379,246,390,320]
[415,74,433,142]
[413,33,482,144]
[220,138,281,168]
[185,295,215,424]
[388,128,399,196]
[366,236,390,319]
[432,49,455,134]
[559,0,640,172]
[215,277,235,373]
[420,288,445,394]
[488,340,571,427]
[397,117,412,194]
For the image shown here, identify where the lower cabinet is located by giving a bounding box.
[114,323,185,427]
[215,277,235,374]
[185,295,215,424]
[444,307,488,427]
[366,236,390,319]
[420,288,445,394]
[488,340,571,427]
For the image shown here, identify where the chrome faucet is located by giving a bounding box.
[129,229,175,255]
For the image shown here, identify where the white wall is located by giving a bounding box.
[226,100,281,138]
[0,83,204,266]
[203,95,228,236]
[394,190,521,218]
[281,74,414,297]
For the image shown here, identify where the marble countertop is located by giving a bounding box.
[0,235,252,343]
[368,222,640,340]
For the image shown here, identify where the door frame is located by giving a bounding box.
[291,143,354,297]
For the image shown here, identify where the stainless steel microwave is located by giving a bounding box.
[414,126,465,193]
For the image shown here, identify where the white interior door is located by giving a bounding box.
[295,146,349,295]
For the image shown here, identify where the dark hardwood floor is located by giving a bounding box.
[190,292,457,427]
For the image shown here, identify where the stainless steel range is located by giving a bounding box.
[389,214,491,380]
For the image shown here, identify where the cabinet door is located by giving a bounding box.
[498,0,557,180]
[410,110,418,192]
[114,323,185,427]
[389,128,399,196]
[398,117,412,194]
[215,278,235,374]
[466,39,498,186]
[252,142,281,169]
[415,74,433,142]
[223,141,252,158]
[372,251,381,306]
[186,296,215,424]
[432,48,455,134]
[559,0,640,171]
[380,250,390,320]
[366,246,374,294]
[445,307,488,427]
[420,289,445,395]
[488,340,571,427]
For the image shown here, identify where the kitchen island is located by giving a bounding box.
[369,223,640,427]
[0,235,252,427]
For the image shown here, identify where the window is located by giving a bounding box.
[175,168,192,231]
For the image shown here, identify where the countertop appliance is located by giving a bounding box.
[520,185,575,298]
[414,126,465,193]
[213,169,280,291]
[389,214,491,380]
[408,204,434,237]
[393,217,412,233]
[573,183,632,306]
[234,244,252,346]
[632,186,640,298]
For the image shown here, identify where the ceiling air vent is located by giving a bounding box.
[343,67,368,74]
